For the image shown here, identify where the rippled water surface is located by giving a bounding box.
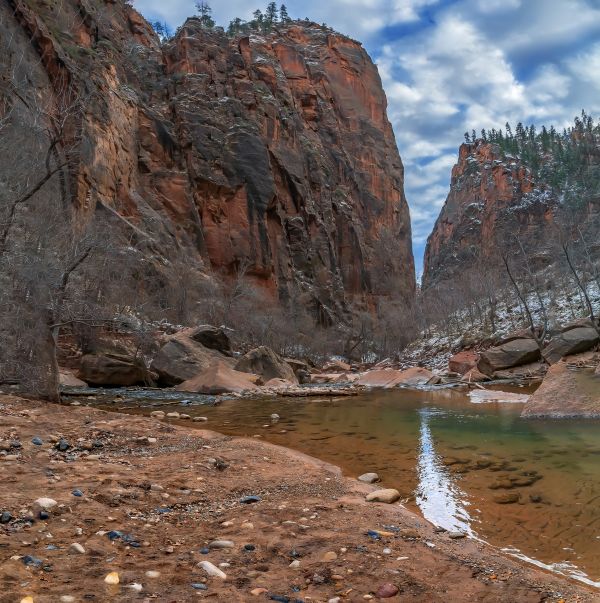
[85,387,600,586]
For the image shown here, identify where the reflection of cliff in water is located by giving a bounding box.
[415,408,474,535]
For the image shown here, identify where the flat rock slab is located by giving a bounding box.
[358,472,380,484]
[365,489,401,503]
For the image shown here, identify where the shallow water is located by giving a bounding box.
[82,386,600,586]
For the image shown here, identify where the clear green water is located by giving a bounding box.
[86,387,600,587]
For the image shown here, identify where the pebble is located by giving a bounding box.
[31,437,43,446]
[241,522,254,529]
[55,439,70,452]
[358,472,380,483]
[34,498,58,512]
[127,583,143,592]
[150,411,165,418]
[104,571,120,585]
[329,598,341,603]
[193,416,208,422]
[322,551,337,561]
[244,544,256,551]
[166,412,180,418]
[191,583,208,590]
[198,560,227,579]
[20,598,34,603]
[448,531,467,539]
[70,543,85,554]
[376,583,399,598]
[289,560,301,568]
[270,413,280,420]
[365,489,401,504]
[146,570,161,578]
[383,547,392,555]
[1,511,12,524]
[240,495,261,504]
[60,597,75,602]
[72,489,83,497]
[2,454,19,461]
[209,540,235,549]
[251,588,268,596]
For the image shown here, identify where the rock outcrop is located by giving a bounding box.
[521,354,600,418]
[0,0,415,328]
[422,140,598,290]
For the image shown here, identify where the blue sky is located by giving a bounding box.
[134,0,600,276]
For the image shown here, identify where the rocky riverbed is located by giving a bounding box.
[0,395,596,602]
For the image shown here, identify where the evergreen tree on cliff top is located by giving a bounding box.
[196,1,215,28]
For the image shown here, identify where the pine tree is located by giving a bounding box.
[152,21,164,36]
[464,132,471,143]
[253,9,264,26]
[196,1,215,28]
[265,2,278,23]
[280,4,290,22]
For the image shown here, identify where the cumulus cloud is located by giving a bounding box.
[134,0,600,273]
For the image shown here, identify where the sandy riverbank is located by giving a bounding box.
[0,395,596,602]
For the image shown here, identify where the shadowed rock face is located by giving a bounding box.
[0,0,414,321]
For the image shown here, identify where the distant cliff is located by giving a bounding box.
[422,136,600,290]
[0,0,415,324]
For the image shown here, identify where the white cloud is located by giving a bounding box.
[476,0,521,13]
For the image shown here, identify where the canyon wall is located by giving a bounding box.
[0,0,415,324]
[422,140,598,290]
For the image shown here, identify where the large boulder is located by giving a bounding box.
[477,339,541,376]
[188,325,232,356]
[542,327,599,364]
[448,350,478,375]
[521,355,600,418]
[175,362,260,395]
[235,346,297,384]
[357,367,433,388]
[151,333,232,386]
[78,353,148,387]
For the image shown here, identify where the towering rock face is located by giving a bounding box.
[421,140,599,290]
[0,0,415,323]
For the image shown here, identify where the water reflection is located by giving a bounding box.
[415,407,474,535]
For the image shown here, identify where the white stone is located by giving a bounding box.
[34,498,58,511]
[70,543,85,554]
[198,560,227,579]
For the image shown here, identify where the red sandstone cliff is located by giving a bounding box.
[0,0,415,322]
[422,141,560,289]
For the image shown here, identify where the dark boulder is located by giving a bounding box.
[543,326,599,364]
[478,339,541,376]
[78,353,149,387]
[189,325,232,356]
[150,333,232,386]
[234,346,297,384]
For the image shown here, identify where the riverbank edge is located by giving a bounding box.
[0,394,597,602]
